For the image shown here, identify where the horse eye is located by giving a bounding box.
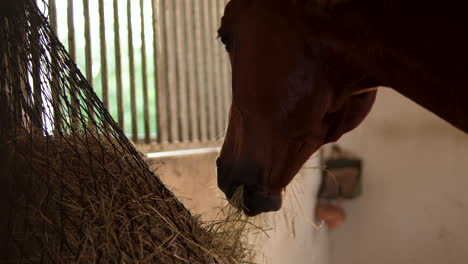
[220,33,233,53]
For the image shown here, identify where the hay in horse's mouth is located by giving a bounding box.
[229,185,247,211]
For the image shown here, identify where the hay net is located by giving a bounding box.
[0,1,252,263]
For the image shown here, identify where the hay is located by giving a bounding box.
[0,130,254,263]
[0,0,255,263]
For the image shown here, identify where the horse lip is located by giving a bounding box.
[241,186,284,216]
[243,197,283,216]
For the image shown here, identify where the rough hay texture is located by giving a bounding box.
[0,1,253,263]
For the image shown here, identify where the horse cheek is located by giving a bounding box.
[341,91,377,134]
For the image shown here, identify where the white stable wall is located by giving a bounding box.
[149,152,329,264]
[254,154,329,264]
[330,89,468,264]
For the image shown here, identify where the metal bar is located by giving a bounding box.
[29,14,44,130]
[113,0,124,128]
[67,0,79,127]
[67,0,76,61]
[153,0,169,144]
[214,0,225,130]
[98,0,109,109]
[202,0,216,140]
[221,0,231,130]
[140,0,150,143]
[222,58,232,127]
[146,147,220,159]
[211,0,224,139]
[139,142,221,154]
[83,0,95,126]
[165,0,180,143]
[82,0,93,87]
[194,0,208,142]
[48,0,57,33]
[127,0,138,141]
[48,0,62,132]
[184,0,199,142]
[174,0,189,142]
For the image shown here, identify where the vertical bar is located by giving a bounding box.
[174,0,190,143]
[29,14,44,130]
[67,0,79,127]
[211,0,224,138]
[202,0,216,141]
[49,0,62,133]
[83,0,95,126]
[221,0,231,129]
[98,0,109,109]
[67,0,76,61]
[48,0,57,33]
[140,0,150,143]
[184,0,200,142]
[165,0,180,143]
[194,0,208,142]
[127,0,138,142]
[82,0,93,87]
[113,0,124,128]
[153,0,169,144]
[214,0,224,128]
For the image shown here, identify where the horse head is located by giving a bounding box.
[216,0,379,216]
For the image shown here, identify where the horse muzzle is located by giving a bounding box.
[216,160,283,216]
[241,185,283,216]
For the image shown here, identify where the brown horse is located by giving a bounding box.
[216,0,468,216]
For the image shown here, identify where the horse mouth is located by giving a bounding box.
[228,185,284,217]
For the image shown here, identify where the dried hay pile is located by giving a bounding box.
[0,1,254,263]
[0,130,253,263]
